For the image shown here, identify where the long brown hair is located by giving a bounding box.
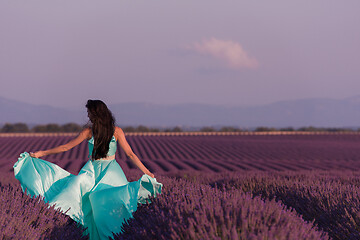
[86,99,115,160]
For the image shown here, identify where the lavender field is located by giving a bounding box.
[1,132,360,239]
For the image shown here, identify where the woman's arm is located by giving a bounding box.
[115,127,155,178]
[29,128,91,158]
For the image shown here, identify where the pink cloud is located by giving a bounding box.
[189,38,259,69]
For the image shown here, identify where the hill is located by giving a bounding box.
[1,96,360,127]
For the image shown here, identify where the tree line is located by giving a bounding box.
[0,123,358,133]
[253,126,358,132]
[0,123,84,133]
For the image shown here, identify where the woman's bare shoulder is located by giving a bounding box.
[80,127,92,139]
[114,126,124,138]
[115,126,124,134]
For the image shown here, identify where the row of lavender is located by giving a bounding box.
[2,169,360,239]
[2,134,360,174]
[1,170,330,240]
[161,170,360,240]
[117,172,329,240]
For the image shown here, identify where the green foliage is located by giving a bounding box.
[123,126,136,133]
[172,126,182,132]
[279,127,295,131]
[324,127,352,132]
[149,128,160,132]
[297,126,319,132]
[61,123,82,132]
[220,126,242,132]
[1,123,29,132]
[200,126,216,132]
[136,125,150,132]
[255,127,277,132]
[297,126,352,132]
[32,124,61,132]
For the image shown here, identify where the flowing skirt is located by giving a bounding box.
[13,152,163,240]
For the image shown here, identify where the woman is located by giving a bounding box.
[13,99,162,240]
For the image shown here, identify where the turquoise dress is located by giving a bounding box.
[13,135,163,240]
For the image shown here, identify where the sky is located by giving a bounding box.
[1,0,360,109]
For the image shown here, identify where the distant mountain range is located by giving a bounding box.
[1,96,360,128]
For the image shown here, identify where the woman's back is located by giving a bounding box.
[88,135,117,160]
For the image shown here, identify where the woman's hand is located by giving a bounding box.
[30,151,46,158]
